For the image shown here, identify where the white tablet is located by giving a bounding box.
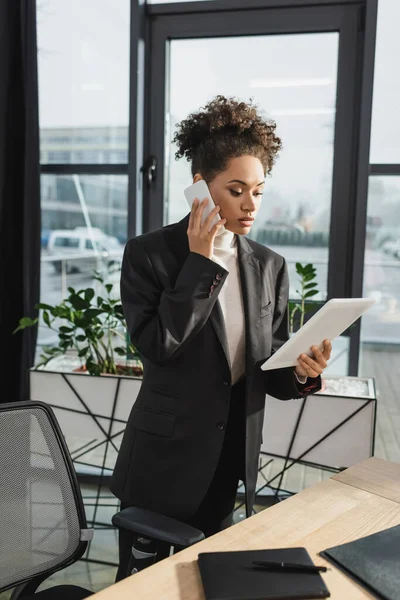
[261,297,376,371]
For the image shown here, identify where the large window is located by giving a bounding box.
[36,0,130,349]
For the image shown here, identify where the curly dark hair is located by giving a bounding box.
[172,95,282,182]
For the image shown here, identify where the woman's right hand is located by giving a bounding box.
[187,198,226,259]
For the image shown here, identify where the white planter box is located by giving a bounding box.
[30,368,142,475]
[261,375,377,470]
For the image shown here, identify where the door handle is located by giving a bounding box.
[142,156,157,189]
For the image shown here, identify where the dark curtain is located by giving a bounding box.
[0,0,41,402]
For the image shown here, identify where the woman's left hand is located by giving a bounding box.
[295,339,332,379]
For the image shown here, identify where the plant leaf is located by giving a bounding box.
[42,345,58,354]
[84,308,103,320]
[59,326,74,333]
[304,289,319,298]
[85,288,95,303]
[78,347,89,357]
[13,316,38,333]
[59,332,72,339]
[69,294,89,310]
[53,306,68,318]
[114,347,127,356]
[36,303,54,311]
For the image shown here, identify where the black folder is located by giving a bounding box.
[320,524,400,600]
[197,547,330,600]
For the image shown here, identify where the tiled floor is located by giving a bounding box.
[1,347,399,598]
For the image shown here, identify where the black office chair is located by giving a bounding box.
[0,401,205,599]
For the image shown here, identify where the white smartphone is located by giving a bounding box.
[184,180,221,230]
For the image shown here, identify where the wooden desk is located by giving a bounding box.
[92,458,400,599]
[331,456,400,504]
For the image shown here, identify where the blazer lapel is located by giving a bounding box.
[237,235,261,371]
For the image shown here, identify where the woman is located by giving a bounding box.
[110,95,331,578]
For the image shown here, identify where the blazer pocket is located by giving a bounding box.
[261,302,273,318]
[148,387,179,399]
[132,406,175,438]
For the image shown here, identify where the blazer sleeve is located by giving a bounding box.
[120,238,228,365]
[262,258,321,400]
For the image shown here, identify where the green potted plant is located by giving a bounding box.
[14,272,143,377]
[14,273,144,479]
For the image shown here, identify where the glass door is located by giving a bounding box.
[144,2,364,374]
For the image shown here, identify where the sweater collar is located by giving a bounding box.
[214,225,236,250]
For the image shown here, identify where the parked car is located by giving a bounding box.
[47,227,124,274]
[381,238,400,258]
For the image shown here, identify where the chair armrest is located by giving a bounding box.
[112,507,205,548]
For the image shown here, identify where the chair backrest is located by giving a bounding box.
[0,401,91,592]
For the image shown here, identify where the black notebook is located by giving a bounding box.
[320,524,400,600]
[197,547,330,600]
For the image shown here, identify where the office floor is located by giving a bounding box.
[1,347,399,599]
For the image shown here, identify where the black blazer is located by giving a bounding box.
[110,215,321,520]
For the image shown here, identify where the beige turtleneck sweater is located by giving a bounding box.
[212,227,246,385]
